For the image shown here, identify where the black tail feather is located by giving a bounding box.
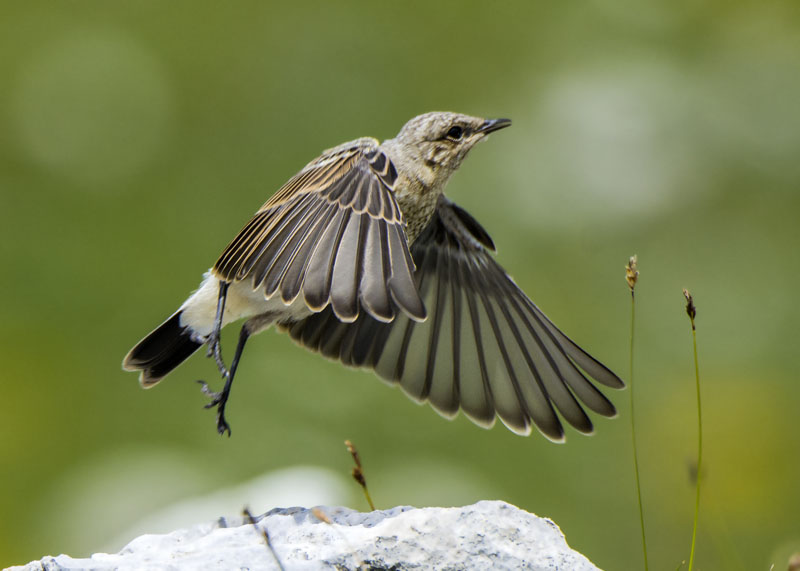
[123,311,202,387]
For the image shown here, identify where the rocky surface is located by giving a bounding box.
[13,500,600,570]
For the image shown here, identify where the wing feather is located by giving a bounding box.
[395,247,438,401]
[359,217,394,322]
[329,209,363,322]
[279,203,339,304]
[215,211,272,279]
[456,261,496,428]
[254,194,327,294]
[386,224,426,321]
[303,207,348,311]
[237,197,318,281]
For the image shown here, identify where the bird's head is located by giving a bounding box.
[386,112,511,188]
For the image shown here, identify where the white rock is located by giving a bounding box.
[13,501,601,570]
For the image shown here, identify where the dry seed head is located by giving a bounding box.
[345,440,363,469]
[625,255,639,292]
[683,289,696,320]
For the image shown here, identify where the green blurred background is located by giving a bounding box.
[2,1,799,568]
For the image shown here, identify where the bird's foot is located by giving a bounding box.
[197,377,232,437]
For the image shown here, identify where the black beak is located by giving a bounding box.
[478,118,512,134]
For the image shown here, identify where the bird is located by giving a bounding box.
[122,111,624,441]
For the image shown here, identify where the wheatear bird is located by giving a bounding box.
[123,112,624,440]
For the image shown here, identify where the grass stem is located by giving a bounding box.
[625,256,648,571]
[684,289,702,571]
[630,292,649,571]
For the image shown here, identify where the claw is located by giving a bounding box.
[216,415,231,437]
[197,379,219,401]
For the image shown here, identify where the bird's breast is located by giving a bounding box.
[394,184,440,245]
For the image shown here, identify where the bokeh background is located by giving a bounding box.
[2,1,799,568]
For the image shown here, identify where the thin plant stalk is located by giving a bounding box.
[345,440,376,511]
[626,256,648,571]
[684,289,702,571]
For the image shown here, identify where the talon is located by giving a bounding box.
[217,415,231,437]
[197,379,216,398]
[197,380,222,405]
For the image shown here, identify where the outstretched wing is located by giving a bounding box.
[213,138,425,323]
[281,195,624,441]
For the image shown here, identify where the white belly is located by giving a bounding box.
[178,270,313,338]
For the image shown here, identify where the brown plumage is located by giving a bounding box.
[123,112,624,440]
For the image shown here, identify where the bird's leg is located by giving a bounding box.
[206,280,230,377]
[199,324,251,436]
[197,279,233,434]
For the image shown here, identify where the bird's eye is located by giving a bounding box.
[446,125,464,140]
